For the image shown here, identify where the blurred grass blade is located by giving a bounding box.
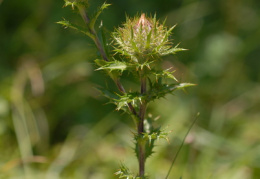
[165,112,200,179]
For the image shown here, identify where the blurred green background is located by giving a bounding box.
[1,0,260,178]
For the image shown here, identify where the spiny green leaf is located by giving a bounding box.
[169,83,196,91]
[136,130,170,145]
[95,59,129,79]
[114,48,131,57]
[115,163,137,179]
[161,43,187,56]
[153,68,178,82]
[57,19,94,39]
[171,47,188,54]
[57,19,75,29]
[134,137,155,162]
[135,60,154,71]
[146,82,196,102]
[89,2,111,30]
[95,60,129,72]
[94,59,107,67]
[96,88,120,101]
[115,163,148,178]
[135,128,171,160]
[97,89,143,111]
[114,92,144,110]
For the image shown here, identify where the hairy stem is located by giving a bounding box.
[138,74,147,177]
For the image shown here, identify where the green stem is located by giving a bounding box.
[138,74,147,177]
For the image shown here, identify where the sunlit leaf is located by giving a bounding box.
[95,59,129,72]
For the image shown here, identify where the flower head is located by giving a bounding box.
[113,13,182,63]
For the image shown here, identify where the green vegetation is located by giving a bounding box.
[1,0,260,178]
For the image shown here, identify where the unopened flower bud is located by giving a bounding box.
[113,13,178,63]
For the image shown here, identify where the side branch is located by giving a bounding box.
[78,7,138,117]
[78,7,109,62]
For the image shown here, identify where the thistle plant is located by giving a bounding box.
[58,0,195,178]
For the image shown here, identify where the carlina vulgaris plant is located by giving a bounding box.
[58,0,196,178]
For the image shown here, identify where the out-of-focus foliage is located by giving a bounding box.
[0,0,260,178]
